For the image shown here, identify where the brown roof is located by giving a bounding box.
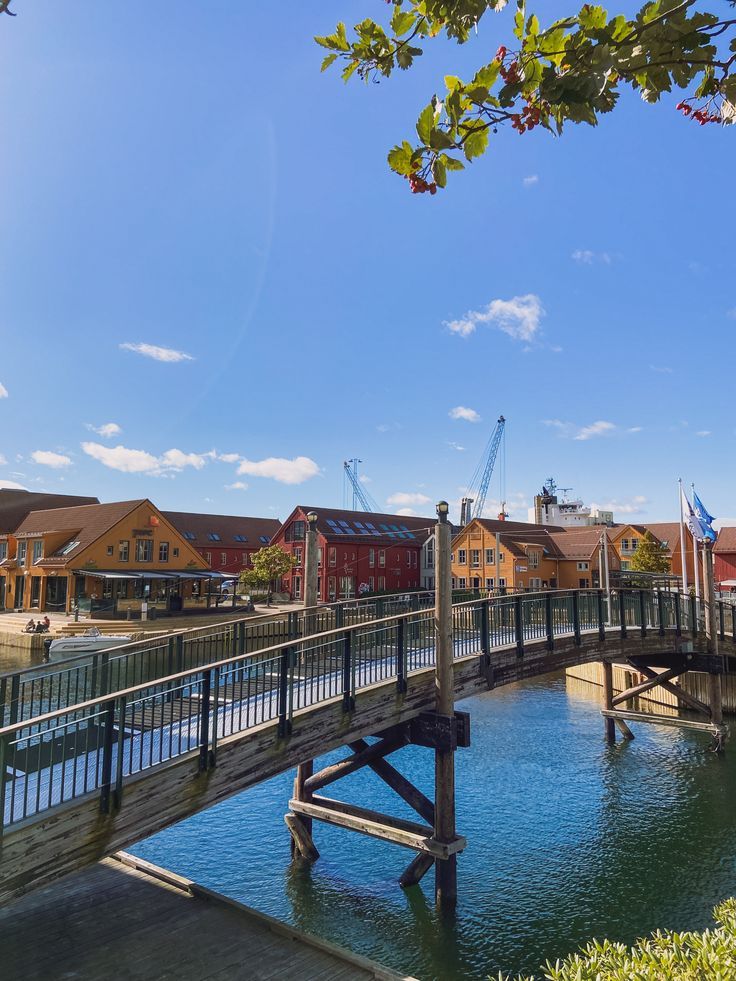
[163,511,282,548]
[0,489,99,535]
[289,506,433,546]
[715,527,736,553]
[14,500,144,565]
[641,523,680,555]
[476,518,564,535]
[548,527,606,560]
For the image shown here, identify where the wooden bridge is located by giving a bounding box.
[0,584,732,908]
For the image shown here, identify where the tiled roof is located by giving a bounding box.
[0,490,99,535]
[163,511,282,548]
[715,527,736,553]
[292,506,433,545]
[548,527,606,560]
[641,523,680,554]
[14,500,144,564]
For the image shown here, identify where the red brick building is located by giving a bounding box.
[714,528,736,591]
[273,506,433,601]
[163,511,281,577]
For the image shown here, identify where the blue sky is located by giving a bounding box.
[1,2,734,526]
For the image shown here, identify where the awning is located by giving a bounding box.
[719,580,736,587]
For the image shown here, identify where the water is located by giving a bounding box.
[131,673,736,980]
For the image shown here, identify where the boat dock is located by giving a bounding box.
[0,853,415,981]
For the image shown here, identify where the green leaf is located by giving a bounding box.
[473,61,501,89]
[578,5,608,31]
[432,157,447,188]
[320,53,338,73]
[341,60,358,82]
[391,8,416,37]
[416,103,435,144]
[463,124,489,160]
[526,13,540,36]
[387,141,416,175]
[429,127,456,150]
[514,8,525,39]
[441,155,465,171]
[335,21,350,51]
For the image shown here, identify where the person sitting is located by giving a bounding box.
[42,615,51,630]
[24,618,36,633]
[35,620,47,633]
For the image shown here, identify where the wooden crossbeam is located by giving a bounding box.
[635,665,712,717]
[601,709,728,736]
[348,739,435,826]
[399,853,435,888]
[303,731,408,794]
[289,795,466,860]
[612,665,685,707]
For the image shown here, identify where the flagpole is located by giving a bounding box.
[692,484,701,607]
[678,478,689,593]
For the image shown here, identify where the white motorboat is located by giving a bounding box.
[44,627,132,662]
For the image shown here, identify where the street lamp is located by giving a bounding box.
[436,500,449,524]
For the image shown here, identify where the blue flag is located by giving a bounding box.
[693,490,717,542]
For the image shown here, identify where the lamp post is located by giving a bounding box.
[304,512,319,611]
[434,499,457,909]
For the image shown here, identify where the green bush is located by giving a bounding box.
[498,899,736,980]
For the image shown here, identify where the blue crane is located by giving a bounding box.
[343,458,378,512]
[462,416,506,523]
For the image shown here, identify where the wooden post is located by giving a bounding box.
[304,512,319,614]
[434,500,457,911]
[703,542,724,732]
[602,660,616,744]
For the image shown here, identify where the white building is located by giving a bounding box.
[527,479,614,528]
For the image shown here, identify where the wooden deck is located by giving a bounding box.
[0,853,414,981]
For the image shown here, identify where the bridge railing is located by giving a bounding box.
[0,588,728,833]
[0,591,437,729]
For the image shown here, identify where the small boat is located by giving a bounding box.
[44,627,132,662]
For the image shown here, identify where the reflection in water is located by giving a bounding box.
[133,673,736,980]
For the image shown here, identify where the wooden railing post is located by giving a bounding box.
[99,699,116,814]
[514,595,524,657]
[341,631,354,712]
[481,600,490,656]
[597,589,605,642]
[545,593,554,651]
[396,619,407,694]
[657,590,665,637]
[619,590,627,640]
[572,591,581,646]
[639,590,647,639]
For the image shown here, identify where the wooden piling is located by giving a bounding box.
[434,501,457,910]
[288,760,319,861]
[602,660,616,744]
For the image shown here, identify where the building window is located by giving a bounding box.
[379,550,385,568]
[159,542,169,562]
[292,576,302,598]
[413,551,417,568]
[499,577,506,588]
[529,577,542,589]
[17,541,27,567]
[135,539,153,562]
[406,550,411,566]
[207,533,221,542]
[528,551,539,569]
[499,552,504,562]
[369,548,375,568]
[621,560,630,571]
[329,547,336,567]
[485,548,494,565]
[470,549,480,568]
[577,561,589,571]
[378,576,386,591]
[242,552,248,564]
[286,521,306,543]
[172,547,179,558]
[119,540,129,562]
[426,541,434,568]
[458,549,467,565]
[458,577,467,589]
[234,534,247,543]
[205,551,212,564]
[369,576,374,591]
[183,532,196,541]
[220,552,227,565]
[485,577,494,589]
[33,540,44,563]
[294,547,303,566]
[328,576,337,600]
[318,547,323,566]
[0,541,7,561]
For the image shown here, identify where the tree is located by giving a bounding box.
[500,897,736,979]
[238,546,295,607]
[630,529,671,574]
[317,1,736,193]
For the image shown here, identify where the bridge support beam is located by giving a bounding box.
[601,661,616,744]
[286,760,319,861]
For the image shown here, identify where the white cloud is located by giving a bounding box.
[445,294,544,343]
[449,406,481,423]
[395,508,416,516]
[696,430,712,437]
[650,365,673,374]
[0,478,27,490]
[225,481,249,491]
[386,492,431,507]
[31,450,72,469]
[237,455,320,485]
[447,442,465,452]
[574,420,616,441]
[359,474,371,484]
[572,249,612,265]
[86,422,122,438]
[0,382,8,398]
[627,426,643,433]
[544,419,619,440]
[217,452,241,464]
[119,342,194,363]
[592,496,647,515]
[522,175,539,186]
[82,441,207,475]
[0,454,5,465]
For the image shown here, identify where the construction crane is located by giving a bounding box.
[343,458,377,512]
[462,416,506,524]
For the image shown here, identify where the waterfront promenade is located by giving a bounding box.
[0,852,412,981]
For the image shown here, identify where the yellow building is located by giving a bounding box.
[1,499,213,615]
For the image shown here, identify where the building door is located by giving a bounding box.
[339,576,355,598]
[30,576,41,608]
[15,575,25,609]
[472,577,480,589]
[45,576,68,612]
[0,578,5,609]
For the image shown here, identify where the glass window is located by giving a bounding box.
[159,541,169,562]
[207,533,221,542]
[32,540,44,563]
[172,547,179,558]
[378,576,385,591]
[379,550,386,567]
[459,577,466,588]
[406,550,411,566]
[329,547,336,567]
[458,549,467,565]
[234,535,247,543]
[286,521,305,543]
[369,548,375,567]
[529,551,539,569]
[119,540,130,562]
[183,532,196,541]
[17,541,27,566]
[135,539,153,562]
[206,551,212,564]
[470,549,480,567]
[294,547,303,565]
[220,552,227,565]
[485,548,494,564]
[0,541,7,561]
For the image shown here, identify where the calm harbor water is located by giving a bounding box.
[131,673,736,980]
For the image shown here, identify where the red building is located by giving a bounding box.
[163,511,281,577]
[273,505,432,601]
[714,527,736,591]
